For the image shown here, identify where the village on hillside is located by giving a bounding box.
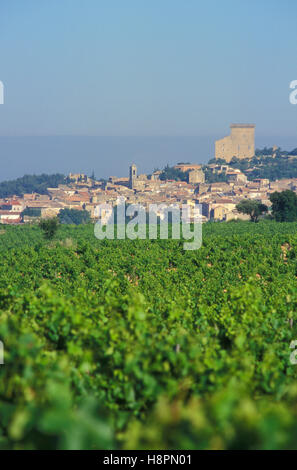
[0,124,297,225]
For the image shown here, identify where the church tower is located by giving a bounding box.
[129,163,137,189]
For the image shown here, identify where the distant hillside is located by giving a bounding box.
[244,156,297,181]
[159,164,228,183]
[255,147,297,157]
[0,174,65,198]
[209,148,297,181]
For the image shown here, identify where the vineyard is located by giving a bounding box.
[0,220,297,449]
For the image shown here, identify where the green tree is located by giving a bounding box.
[269,190,297,222]
[0,174,65,198]
[58,208,90,225]
[208,158,226,165]
[159,165,189,181]
[39,218,59,239]
[203,166,228,183]
[22,207,41,217]
[236,199,268,223]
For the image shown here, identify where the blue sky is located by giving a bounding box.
[0,0,296,179]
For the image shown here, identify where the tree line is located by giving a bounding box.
[236,190,297,222]
[0,173,65,198]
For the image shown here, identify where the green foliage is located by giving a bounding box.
[270,190,297,222]
[203,167,228,183]
[0,221,297,449]
[236,199,268,222]
[0,174,65,198]
[230,154,297,181]
[39,218,59,240]
[247,156,297,181]
[255,146,279,157]
[210,151,297,181]
[22,207,41,217]
[58,209,90,225]
[159,165,189,181]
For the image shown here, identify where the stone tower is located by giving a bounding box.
[129,163,137,189]
[215,124,255,162]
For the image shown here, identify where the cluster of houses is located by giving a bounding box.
[0,163,296,225]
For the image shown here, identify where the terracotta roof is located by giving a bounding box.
[214,198,235,204]
[0,210,22,215]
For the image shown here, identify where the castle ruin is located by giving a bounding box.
[215,124,255,162]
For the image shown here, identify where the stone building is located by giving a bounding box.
[174,163,202,172]
[150,170,162,181]
[226,170,247,184]
[215,124,255,162]
[188,168,205,184]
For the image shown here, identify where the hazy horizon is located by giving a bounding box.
[0,0,296,181]
[0,134,296,182]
